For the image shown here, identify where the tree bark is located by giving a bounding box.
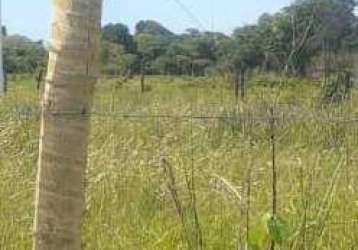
[0,0,5,94]
[33,1,103,250]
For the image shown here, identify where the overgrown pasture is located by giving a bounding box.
[1,75,357,249]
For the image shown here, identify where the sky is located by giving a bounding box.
[3,0,292,40]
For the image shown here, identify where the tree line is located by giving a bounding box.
[3,0,358,81]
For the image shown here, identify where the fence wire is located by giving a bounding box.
[1,86,358,249]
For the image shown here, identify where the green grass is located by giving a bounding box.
[1,75,358,249]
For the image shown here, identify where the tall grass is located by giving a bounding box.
[0,75,357,249]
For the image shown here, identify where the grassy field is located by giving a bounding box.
[0,75,358,249]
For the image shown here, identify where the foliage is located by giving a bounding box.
[100,40,139,76]
[89,0,358,78]
[135,20,174,37]
[266,214,292,245]
[3,35,46,74]
[102,23,136,53]
[3,0,358,79]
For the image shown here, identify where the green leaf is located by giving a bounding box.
[248,216,270,250]
[265,215,291,245]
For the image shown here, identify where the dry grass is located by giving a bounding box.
[0,75,357,249]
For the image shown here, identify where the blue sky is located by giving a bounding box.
[3,0,292,40]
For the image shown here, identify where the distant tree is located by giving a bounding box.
[1,0,357,83]
[3,35,46,74]
[185,28,201,36]
[219,26,262,100]
[282,0,357,75]
[165,42,192,75]
[101,40,138,76]
[102,23,136,53]
[225,0,358,78]
[135,33,169,62]
[232,25,263,69]
[135,20,174,37]
[175,31,224,76]
[312,0,356,79]
[257,13,285,71]
[135,33,169,91]
[1,26,6,37]
[152,55,176,75]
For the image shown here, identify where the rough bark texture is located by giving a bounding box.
[0,0,5,94]
[33,1,103,249]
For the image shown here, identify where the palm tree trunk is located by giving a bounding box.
[33,1,103,249]
[0,0,5,94]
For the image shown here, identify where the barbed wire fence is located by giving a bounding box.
[2,1,358,246]
[1,82,358,249]
[1,1,358,248]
